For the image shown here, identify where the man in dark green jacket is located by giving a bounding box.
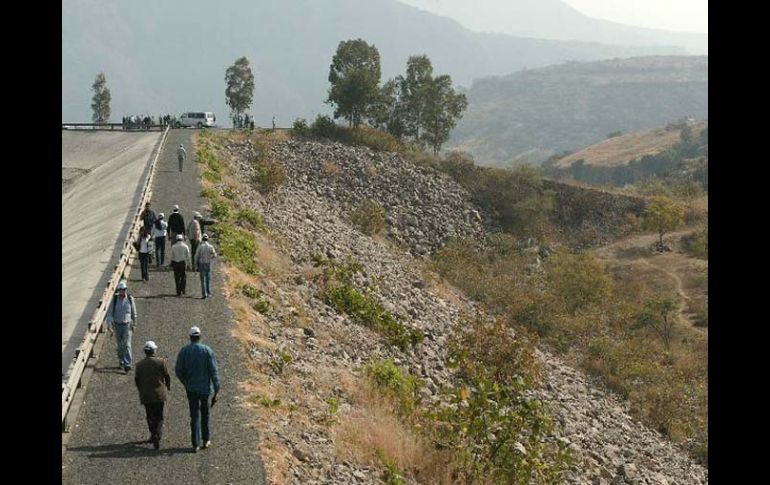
[134,341,171,450]
[175,326,220,453]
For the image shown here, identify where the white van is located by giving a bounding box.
[176,112,216,128]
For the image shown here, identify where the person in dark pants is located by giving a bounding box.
[187,212,202,271]
[194,233,217,299]
[135,341,171,450]
[170,234,191,296]
[175,326,220,453]
[167,205,186,244]
[137,228,154,282]
[152,213,168,267]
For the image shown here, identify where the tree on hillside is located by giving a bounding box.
[369,79,409,139]
[225,57,255,128]
[420,75,467,156]
[637,295,679,349]
[91,72,111,124]
[327,39,381,127]
[643,196,685,248]
[401,55,434,141]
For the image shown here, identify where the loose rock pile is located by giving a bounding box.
[219,138,706,484]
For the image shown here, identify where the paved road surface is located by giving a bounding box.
[62,131,161,374]
[62,130,266,484]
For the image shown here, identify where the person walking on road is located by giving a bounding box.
[152,213,168,267]
[170,234,191,296]
[135,341,171,450]
[177,143,187,172]
[167,205,186,245]
[187,212,202,271]
[194,233,217,299]
[141,202,157,234]
[175,326,220,453]
[137,228,154,282]
[106,280,137,373]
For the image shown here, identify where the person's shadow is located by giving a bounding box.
[67,441,191,458]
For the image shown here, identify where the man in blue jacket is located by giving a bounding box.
[175,326,220,453]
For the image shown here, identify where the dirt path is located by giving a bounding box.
[593,228,708,335]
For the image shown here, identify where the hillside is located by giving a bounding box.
[62,0,685,126]
[399,0,707,54]
[195,129,707,482]
[553,120,708,168]
[447,56,708,166]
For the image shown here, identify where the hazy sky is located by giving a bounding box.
[564,0,707,33]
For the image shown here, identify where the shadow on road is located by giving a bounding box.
[67,440,191,458]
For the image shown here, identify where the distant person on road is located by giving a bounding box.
[135,341,171,450]
[152,213,168,267]
[167,205,186,244]
[137,228,154,282]
[106,280,137,373]
[187,212,203,271]
[195,233,217,299]
[170,234,191,296]
[175,326,220,453]
[177,143,187,172]
[272,115,276,130]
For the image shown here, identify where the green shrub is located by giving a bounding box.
[364,359,421,416]
[252,159,287,195]
[236,207,266,231]
[240,284,262,299]
[222,185,237,200]
[350,199,386,236]
[202,169,223,183]
[292,118,309,137]
[218,223,258,274]
[311,114,341,139]
[349,126,402,152]
[210,197,233,221]
[546,251,613,314]
[376,449,407,485]
[316,257,423,350]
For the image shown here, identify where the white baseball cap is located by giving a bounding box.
[176,234,184,241]
[173,204,179,211]
[117,280,128,290]
[144,341,158,351]
[189,326,201,337]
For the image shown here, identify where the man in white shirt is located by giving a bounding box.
[170,234,191,296]
[177,144,187,172]
[194,233,217,299]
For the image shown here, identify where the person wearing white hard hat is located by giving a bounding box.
[195,233,217,299]
[151,213,168,267]
[167,204,185,245]
[135,341,171,450]
[177,143,187,172]
[175,327,220,453]
[105,280,137,373]
[170,233,191,296]
[187,212,203,271]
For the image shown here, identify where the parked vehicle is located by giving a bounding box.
[176,112,216,128]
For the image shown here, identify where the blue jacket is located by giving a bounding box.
[175,342,220,395]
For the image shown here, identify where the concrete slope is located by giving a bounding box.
[62,130,266,485]
[62,131,161,374]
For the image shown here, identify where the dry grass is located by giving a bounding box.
[322,160,342,177]
[554,121,707,168]
[333,379,457,484]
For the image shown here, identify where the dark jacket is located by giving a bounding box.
[167,212,186,235]
[135,356,171,404]
[175,342,220,395]
[141,208,157,232]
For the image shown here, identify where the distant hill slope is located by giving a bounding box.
[62,0,685,126]
[399,0,707,54]
[447,56,708,166]
[553,120,708,168]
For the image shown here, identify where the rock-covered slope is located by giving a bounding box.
[216,137,707,484]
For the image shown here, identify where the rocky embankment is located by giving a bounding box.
[218,138,706,484]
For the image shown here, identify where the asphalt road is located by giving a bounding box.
[62,129,266,484]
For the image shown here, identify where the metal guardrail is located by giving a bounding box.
[62,123,167,131]
[62,125,170,428]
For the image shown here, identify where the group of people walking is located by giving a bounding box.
[106,291,220,454]
[138,201,217,298]
[104,197,221,452]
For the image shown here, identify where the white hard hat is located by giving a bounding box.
[172,204,179,211]
[176,234,184,241]
[117,280,128,290]
[189,326,201,337]
[144,341,158,351]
